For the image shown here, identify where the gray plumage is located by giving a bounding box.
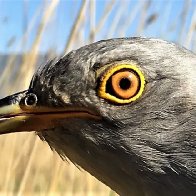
[5,38,196,195]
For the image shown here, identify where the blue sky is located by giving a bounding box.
[0,0,195,54]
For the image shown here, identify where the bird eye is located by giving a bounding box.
[98,64,145,104]
[24,93,38,107]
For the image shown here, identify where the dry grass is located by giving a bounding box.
[0,133,116,195]
[0,0,195,195]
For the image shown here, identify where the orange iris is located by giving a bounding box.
[111,71,140,99]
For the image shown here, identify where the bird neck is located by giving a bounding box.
[38,129,146,195]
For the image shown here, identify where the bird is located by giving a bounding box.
[0,37,195,196]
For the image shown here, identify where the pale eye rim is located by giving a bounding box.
[24,93,38,107]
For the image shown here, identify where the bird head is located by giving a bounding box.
[0,38,195,195]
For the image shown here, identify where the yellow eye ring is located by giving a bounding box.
[98,64,145,104]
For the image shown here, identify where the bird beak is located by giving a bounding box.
[0,91,100,135]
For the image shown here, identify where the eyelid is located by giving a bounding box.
[98,64,146,104]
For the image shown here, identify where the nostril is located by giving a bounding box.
[24,93,38,107]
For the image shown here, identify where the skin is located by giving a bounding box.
[0,37,196,195]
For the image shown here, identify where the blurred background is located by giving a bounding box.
[0,0,195,195]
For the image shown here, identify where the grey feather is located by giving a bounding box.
[30,37,196,195]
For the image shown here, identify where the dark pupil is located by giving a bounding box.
[25,94,37,106]
[119,78,131,90]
